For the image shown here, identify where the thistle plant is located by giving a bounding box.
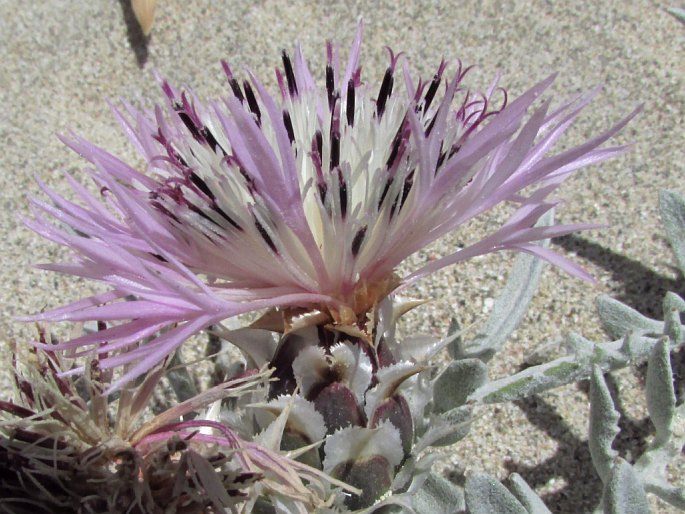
[8,23,677,513]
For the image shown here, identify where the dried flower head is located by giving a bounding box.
[24,25,638,389]
[0,329,355,513]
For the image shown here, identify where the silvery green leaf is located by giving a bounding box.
[417,406,472,449]
[508,473,552,514]
[391,455,423,492]
[453,210,552,361]
[446,318,466,359]
[596,295,663,339]
[660,190,685,276]
[668,7,685,23]
[469,329,677,404]
[664,291,685,312]
[643,483,685,511]
[602,459,651,514]
[413,472,465,514]
[663,292,685,344]
[646,337,676,445]
[470,353,584,404]
[457,253,545,361]
[464,473,527,514]
[433,359,488,413]
[391,452,442,497]
[589,366,620,483]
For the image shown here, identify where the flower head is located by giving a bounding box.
[25,25,637,389]
[0,332,354,512]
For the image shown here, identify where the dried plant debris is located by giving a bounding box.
[131,0,156,36]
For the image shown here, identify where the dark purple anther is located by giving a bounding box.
[212,203,241,231]
[400,172,414,208]
[330,131,340,170]
[422,59,447,113]
[378,179,392,210]
[189,172,214,200]
[376,67,394,118]
[346,79,355,127]
[222,60,245,103]
[338,169,347,218]
[351,226,367,257]
[254,218,278,254]
[242,81,262,125]
[282,110,295,144]
[282,51,299,97]
[326,64,336,110]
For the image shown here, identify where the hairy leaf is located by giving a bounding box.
[413,472,465,514]
[646,337,676,445]
[453,211,552,361]
[433,359,488,413]
[469,328,682,404]
[464,473,527,514]
[660,190,685,276]
[509,473,552,514]
[418,406,473,449]
[602,459,651,514]
[596,295,663,339]
[589,366,620,483]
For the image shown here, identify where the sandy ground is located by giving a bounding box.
[1,1,683,512]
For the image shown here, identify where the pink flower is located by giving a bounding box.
[25,26,638,389]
